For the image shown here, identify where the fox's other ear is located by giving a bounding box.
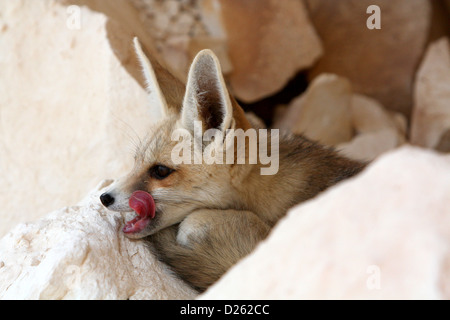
[133,38,184,117]
[181,49,234,133]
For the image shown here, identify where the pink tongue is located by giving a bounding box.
[123,191,156,234]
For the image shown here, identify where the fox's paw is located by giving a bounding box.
[176,210,211,247]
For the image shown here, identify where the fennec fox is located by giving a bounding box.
[100,38,366,292]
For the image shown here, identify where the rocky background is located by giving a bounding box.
[0,0,449,299]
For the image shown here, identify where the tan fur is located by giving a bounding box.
[150,209,270,291]
[102,38,366,292]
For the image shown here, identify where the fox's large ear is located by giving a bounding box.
[181,50,235,133]
[133,38,184,117]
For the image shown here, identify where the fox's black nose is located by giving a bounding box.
[100,193,115,207]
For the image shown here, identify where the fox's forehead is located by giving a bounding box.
[135,115,180,166]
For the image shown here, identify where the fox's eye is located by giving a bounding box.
[150,165,174,180]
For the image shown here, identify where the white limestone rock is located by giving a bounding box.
[0,0,159,237]
[202,147,450,299]
[337,129,401,162]
[337,94,407,161]
[0,180,197,300]
[285,74,353,146]
[411,37,450,150]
